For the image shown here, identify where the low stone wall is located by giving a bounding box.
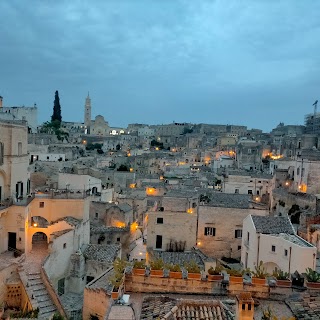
[125,274,276,299]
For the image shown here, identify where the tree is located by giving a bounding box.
[51,90,62,123]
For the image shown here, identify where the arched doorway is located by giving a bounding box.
[32,232,48,250]
[263,261,280,274]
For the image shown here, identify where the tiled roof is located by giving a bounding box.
[165,300,235,320]
[86,267,114,293]
[207,193,251,209]
[83,244,120,263]
[140,297,235,320]
[251,215,295,235]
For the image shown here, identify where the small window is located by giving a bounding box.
[117,237,120,242]
[258,181,261,183]
[248,190,253,195]
[39,202,44,208]
[272,245,276,252]
[63,243,66,249]
[192,202,197,208]
[157,217,164,224]
[238,245,241,250]
[95,212,98,218]
[247,232,250,244]
[242,303,246,310]
[47,156,49,160]
[204,227,216,236]
[235,229,242,238]
[247,149,252,154]
[284,249,288,256]
[18,142,22,156]
[248,304,252,311]
[235,188,239,194]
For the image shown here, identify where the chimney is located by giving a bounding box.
[236,292,254,320]
[0,96,3,108]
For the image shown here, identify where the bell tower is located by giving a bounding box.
[84,93,91,129]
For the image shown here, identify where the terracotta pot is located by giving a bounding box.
[208,274,223,281]
[252,277,266,285]
[132,268,145,276]
[169,271,182,279]
[150,269,163,277]
[229,276,243,284]
[111,290,119,300]
[276,279,291,287]
[307,281,320,289]
[188,273,201,280]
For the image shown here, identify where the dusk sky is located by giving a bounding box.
[0,1,319,131]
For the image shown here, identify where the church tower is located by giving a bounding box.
[84,93,91,129]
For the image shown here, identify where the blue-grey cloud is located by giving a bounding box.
[0,0,319,131]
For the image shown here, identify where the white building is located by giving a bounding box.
[58,173,102,194]
[0,96,38,133]
[30,153,66,163]
[212,155,234,172]
[241,215,316,274]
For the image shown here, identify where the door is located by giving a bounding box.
[58,278,65,295]
[156,235,162,249]
[8,232,16,251]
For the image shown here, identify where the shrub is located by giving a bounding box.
[184,260,200,273]
[252,261,269,279]
[166,264,181,272]
[226,268,243,277]
[272,268,289,280]
[305,268,320,282]
[208,265,223,275]
[150,258,165,270]
[133,260,146,269]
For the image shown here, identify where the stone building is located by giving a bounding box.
[236,140,263,171]
[0,96,38,133]
[197,193,268,259]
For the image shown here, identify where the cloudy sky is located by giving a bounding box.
[0,1,319,131]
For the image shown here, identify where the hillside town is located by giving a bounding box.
[0,92,320,320]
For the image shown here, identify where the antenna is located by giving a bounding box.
[313,100,318,133]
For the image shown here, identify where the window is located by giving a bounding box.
[297,168,300,175]
[247,149,252,154]
[247,232,250,244]
[192,202,197,208]
[248,304,252,311]
[63,243,66,249]
[235,188,239,194]
[39,202,44,208]
[242,304,246,310]
[238,245,241,250]
[235,229,242,238]
[157,217,163,224]
[117,237,120,242]
[95,212,98,218]
[18,142,22,156]
[284,249,288,256]
[204,227,216,236]
[271,245,276,252]
[248,190,253,195]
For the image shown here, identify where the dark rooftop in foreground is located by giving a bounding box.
[251,215,295,235]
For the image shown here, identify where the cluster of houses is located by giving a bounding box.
[1,94,320,319]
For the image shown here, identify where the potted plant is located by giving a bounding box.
[305,268,320,289]
[227,268,243,284]
[184,261,201,280]
[132,260,146,276]
[208,265,223,281]
[252,261,269,285]
[110,258,127,299]
[166,263,183,279]
[150,258,164,277]
[272,268,291,287]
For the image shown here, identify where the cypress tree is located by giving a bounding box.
[51,90,62,123]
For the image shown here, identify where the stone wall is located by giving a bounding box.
[83,287,111,320]
[0,263,18,304]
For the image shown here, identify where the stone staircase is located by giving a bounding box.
[27,271,57,319]
[18,242,58,319]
